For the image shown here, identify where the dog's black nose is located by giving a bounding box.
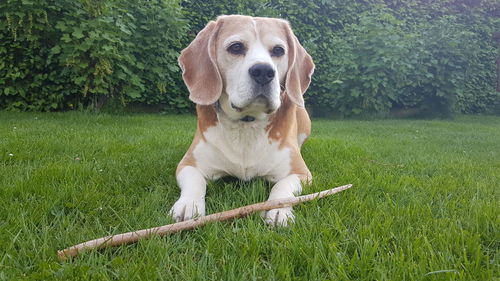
[249,64,275,85]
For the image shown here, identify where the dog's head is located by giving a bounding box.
[179,15,314,120]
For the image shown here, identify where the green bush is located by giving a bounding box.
[1,0,498,116]
[292,1,499,117]
[182,0,499,117]
[311,8,411,116]
[0,0,187,111]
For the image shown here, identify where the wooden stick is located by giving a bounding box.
[57,184,352,261]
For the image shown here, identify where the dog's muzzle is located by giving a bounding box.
[230,94,277,113]
[228,63,280,114]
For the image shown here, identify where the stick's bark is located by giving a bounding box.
[57,184,352,260]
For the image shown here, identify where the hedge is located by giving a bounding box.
[1,0,499,116]
[1,0,187,111]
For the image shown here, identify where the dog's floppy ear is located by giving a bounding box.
[284,22,315,108]
[178,20,222,105]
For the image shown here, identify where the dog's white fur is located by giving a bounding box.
[170,15,314,226]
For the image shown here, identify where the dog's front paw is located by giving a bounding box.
[263,207,295,227]
[169,197,205,222]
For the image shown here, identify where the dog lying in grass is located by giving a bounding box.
[170,15,314,226]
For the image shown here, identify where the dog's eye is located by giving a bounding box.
[271,46,285,57]
[228,42,245,55]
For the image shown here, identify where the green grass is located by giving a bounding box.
[0,112,498,280]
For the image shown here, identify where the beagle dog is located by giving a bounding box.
[170,15,314,226]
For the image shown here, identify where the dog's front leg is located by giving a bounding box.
[169,166,206,222]
[263,174,303,226]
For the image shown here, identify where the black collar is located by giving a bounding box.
[240,116,255,122]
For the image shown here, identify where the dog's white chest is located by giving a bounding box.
[192,119,291,182]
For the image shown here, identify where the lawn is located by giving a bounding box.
[0,112,498,280]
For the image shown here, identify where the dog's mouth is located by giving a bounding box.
[230,94,279,114]
[218,91,280,122]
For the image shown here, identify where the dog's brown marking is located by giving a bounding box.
[176,105,218,175]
